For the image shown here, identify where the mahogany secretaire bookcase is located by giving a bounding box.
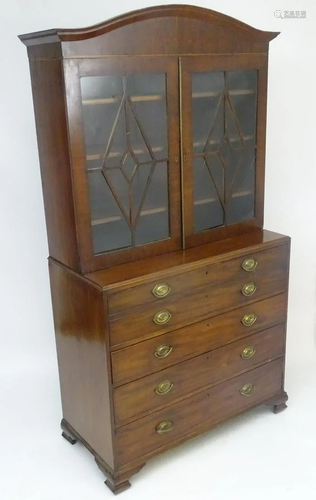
[19,5,290,494]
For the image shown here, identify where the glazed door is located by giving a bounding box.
[180,55,268,248]
[64,57,181,272]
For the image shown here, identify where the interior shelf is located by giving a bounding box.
[86,146,165,165]
[82,94,164,105]
[85,137,255,170]
[91,206,167,226]
[193,135,255,149]
[192,89,255,98]
[82,89,255,106]
[90,191,252,226]
[194,190,252,207]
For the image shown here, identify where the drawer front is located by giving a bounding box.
[112,294,287,385]
[116,358,283,466]
[114,324,285,425]
[108,244,289,314]
[109,267,288,347]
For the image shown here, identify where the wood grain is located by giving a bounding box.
[111,293,287,385]
[114,324,285,425]
[86,230,290,290]
[109,261,288,347]
[116,359,283,466]
[28,59,79,270]
[19,6,287,492]
[19,5,279,51]
[108,243,288,314]
[49,260,115,469]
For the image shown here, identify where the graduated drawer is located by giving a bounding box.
[108,244,289,315]
[109,266,288,347]
[111,294,287,385]
[113,324,285,426]
[116,358,283,466]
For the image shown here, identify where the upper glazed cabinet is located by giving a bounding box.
[20,5,278,273]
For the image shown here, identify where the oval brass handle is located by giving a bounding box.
[156,420,174,434]
[154,344,173,358]
[241,282,257,297]
[241,346,256,359]
[153,310,172,325]
[154,344,173,359]
[240,383,255,396]
[155,380,174,396]
[241,258,258,272]
[152,283,171,298]
[241,313,257,327]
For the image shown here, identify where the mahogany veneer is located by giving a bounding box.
[20,5,290,495]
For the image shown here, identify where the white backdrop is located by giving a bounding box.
[1,1,316,499]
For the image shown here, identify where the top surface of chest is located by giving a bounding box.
[85,229,290,291]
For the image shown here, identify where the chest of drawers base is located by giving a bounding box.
[60,385,288,494]
[50,230,290,494]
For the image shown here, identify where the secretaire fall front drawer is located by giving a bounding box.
[114,324,285,425]
[111,294,287,385]
[108,244,289,314]
[109,267,288,347]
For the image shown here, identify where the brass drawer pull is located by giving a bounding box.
[241,282,257,297]
[156,420,174,434]
[241,313,257,326]
[152,283,171,298]
[154,344,173,358]
[155,380,173,396]
[241,258,258,272]
[240,383,255,396]
[153,310,172,325]
[241,346,256,359]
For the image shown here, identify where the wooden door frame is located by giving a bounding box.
[63,56,181,273]
[180,54,268,249]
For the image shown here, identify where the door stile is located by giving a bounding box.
[179,58,195,245]
[178,57,185,249]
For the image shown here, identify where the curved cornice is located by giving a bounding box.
[19,5,279,45]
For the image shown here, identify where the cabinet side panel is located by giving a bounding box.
[49,260,115,469]
[29,56,79,269]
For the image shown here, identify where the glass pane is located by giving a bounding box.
[132,163,152,215]
[80,73,170,255]
[128,74,168,161]
[193,158,224,232]
[135,162,169,245]
[192,72,224,154]
[92,219,132,255]
[88,171,131,254]
[192,70,257,233]
[81,76,123,168]
[227,70,257,147]
[226,149,256,224]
